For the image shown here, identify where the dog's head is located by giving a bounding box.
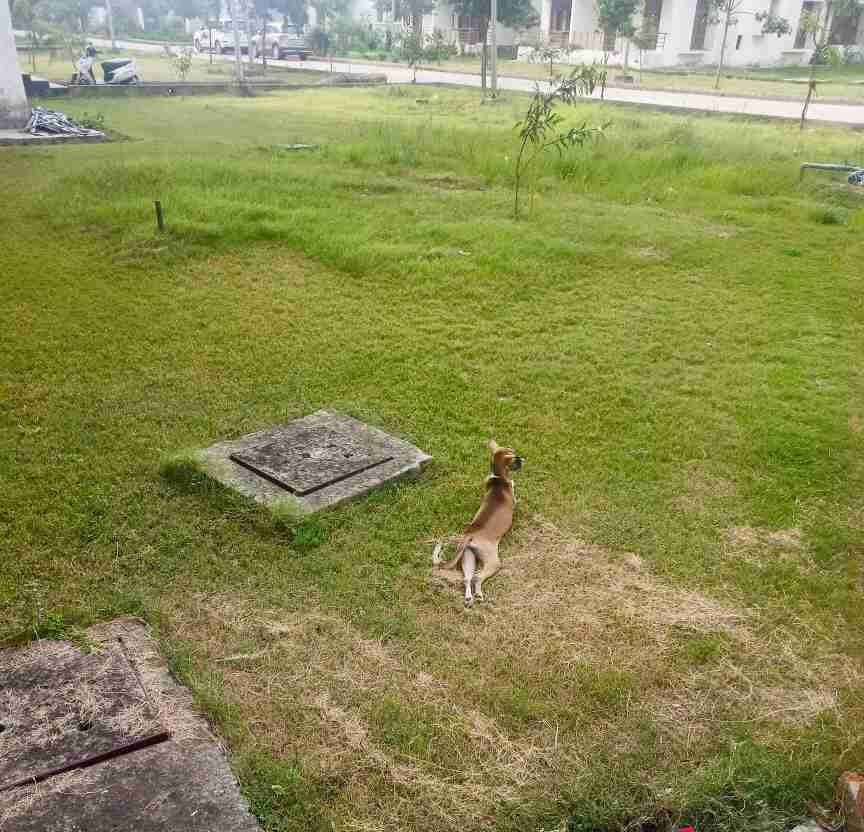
[488,439,524,479]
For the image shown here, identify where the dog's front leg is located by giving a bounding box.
[461,547,476,607]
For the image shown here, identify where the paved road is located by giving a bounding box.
[88,37,864,127]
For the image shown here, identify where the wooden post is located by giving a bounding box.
[154,201,164,231]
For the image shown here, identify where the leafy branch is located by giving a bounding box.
[513,67,607,219]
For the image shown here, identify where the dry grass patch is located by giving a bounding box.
[423,519,854,739]
[723,525,818,571]
[676,461,737,515]
[165,592,565,830]
[160,522,858,830]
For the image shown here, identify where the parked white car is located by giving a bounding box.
[193,21,249,54]
[250,23,312,60]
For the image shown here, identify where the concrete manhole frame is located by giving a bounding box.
[195,410,431,514]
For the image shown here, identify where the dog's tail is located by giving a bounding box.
[431,536,470,570]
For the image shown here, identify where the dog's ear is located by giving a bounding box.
[488,439,500,453]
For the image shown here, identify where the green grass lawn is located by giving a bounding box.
[336,50,864,101]
[2,87,863,832]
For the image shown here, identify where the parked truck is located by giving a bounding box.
[193,21,249,54]
[251,23,312,60]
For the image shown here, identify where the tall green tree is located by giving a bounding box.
[41,0,97,32]
[275,0,308,27]
[448,0,537,91]
[594,0,637,50]
[171,0,209,19]
[309,0,350,27]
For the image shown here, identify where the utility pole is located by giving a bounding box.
[105,0,116,50]
[230,0,244,83]
[490,0,498,96]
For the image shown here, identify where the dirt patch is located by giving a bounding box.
[416,173,486,191]
[634,246,665,259]
[727,526,803,549]
[724,525,816,570]
[675,461,736,514]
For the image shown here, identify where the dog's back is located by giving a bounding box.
[465,476,514,543]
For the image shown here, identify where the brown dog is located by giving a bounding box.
[432,440,524,606]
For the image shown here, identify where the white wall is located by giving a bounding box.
[700,0,810,67]
[1,0,29,128]
[531,0,817,67]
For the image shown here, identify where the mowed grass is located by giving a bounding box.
[341,52,864,100]
[1,87,864,831]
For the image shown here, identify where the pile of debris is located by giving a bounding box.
[26,107,103,137]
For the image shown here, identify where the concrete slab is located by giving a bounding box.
[0,128,106,146]
[0,638,166,791]
[0,619,261,832]
[197,409,431,514]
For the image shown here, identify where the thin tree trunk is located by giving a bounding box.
[714,5,731,90]
[801,3,832,129]
[800,78,815,129]
[245,3,254,66]
[480,20,488,93]
[230,0,245,83]
[105,0,116,50]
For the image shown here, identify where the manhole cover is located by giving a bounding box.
[196,410,431,513]
[0,639,168,791]
[230,425,393,496]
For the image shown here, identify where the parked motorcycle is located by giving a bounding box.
[71,48,140,85]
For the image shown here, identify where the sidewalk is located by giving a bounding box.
[84,37,864,127]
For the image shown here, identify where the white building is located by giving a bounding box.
[530,0,864,68]
[347,0,530,53]
[347,0,864,67]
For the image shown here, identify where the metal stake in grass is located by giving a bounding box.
[154,200,164,231]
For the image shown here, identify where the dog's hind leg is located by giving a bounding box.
[472,547,501,603]
[461,546,476,607]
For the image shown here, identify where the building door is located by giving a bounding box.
[690,0,711,49]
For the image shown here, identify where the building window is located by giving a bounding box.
[551,2,570,32]
[690,0,711,49]
[641,0,664,49]
[643,0,664,31]
[735,34,742,48]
